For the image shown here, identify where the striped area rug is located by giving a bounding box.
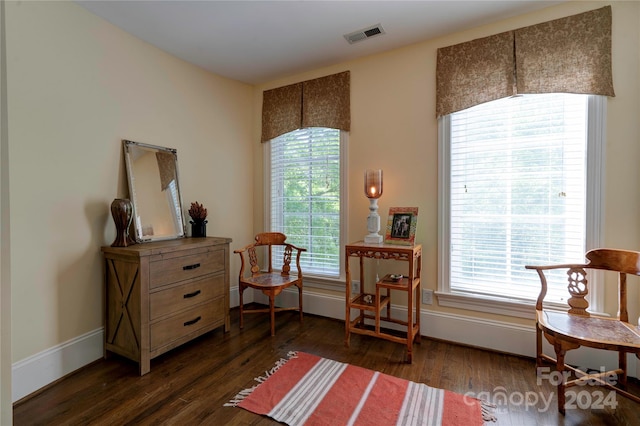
[226,351,495,425]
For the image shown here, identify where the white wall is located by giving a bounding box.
[4,0,255,406]
[1,0,11,421]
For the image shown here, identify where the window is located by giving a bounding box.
[438,94,605,316]
[166,180,182,233]
[266,127,346,279]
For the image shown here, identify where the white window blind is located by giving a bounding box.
[166,180,183,233]
[269,128,342,277]
[448,94,590,304]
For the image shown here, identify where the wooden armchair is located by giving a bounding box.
[234,232,306,336]
[525,248,640,414]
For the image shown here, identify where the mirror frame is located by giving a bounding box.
[123,140,186,242]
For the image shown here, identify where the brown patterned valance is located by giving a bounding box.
[515,6,614,96]
[302,72,350,130]
[436,6,614,117]
[436,32,515,118]
[261,71,350,142]
[261,83,302,143]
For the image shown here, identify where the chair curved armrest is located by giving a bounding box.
[525,263,587,271]
[234,243,255,254]
[525,263,590,310]
[234,247,248,276]
[286,243,307,253]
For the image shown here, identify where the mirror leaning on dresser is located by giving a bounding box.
[123,139,186,243]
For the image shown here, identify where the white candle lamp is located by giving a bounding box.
[364,169,383,244]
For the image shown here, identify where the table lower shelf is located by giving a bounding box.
[349,293,390,311]
[348,315,420,346]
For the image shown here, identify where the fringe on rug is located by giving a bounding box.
[223,351,299,407]
[480,399,498,423]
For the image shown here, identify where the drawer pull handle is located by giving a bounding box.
[184,316,202,327]
[183,263,201,270]
[183,290,201,299]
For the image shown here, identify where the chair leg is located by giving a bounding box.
[269,294,276,337]
[536,323,543,368]
[619,351,628,389]
[298,285,303,324]
[554,343,567,415]
[239,286,245,330]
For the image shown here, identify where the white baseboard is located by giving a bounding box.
[263,286,536,356]
[12,287,245,403]
[12,328,103,403]
[229,284,242,307]
[264,285,638,378]
[13,285,636,403]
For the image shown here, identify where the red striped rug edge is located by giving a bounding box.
[223,350,299,407]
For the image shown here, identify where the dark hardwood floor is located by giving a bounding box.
[13,307,640,425]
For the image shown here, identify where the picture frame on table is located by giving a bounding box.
[384,207,418,245]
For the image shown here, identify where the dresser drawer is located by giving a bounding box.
[149,274,225,321]
[150,298,224,351]
[150,248,225,289]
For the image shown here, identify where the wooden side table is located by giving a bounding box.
[344,241,422,362]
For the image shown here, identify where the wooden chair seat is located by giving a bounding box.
[234,232,306,336]
[526,248,640,414]
[539,311,640,350]
[243,272,298,288]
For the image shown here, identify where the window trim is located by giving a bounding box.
[263,129,348,287]
[437,95,606,319]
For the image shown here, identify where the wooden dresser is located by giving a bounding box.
[101,237,231,375]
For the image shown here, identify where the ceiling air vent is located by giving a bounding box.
[344,24,385,44]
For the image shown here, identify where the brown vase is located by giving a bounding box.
[110,198,134,247]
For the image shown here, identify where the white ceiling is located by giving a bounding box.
[77,0,564,85]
